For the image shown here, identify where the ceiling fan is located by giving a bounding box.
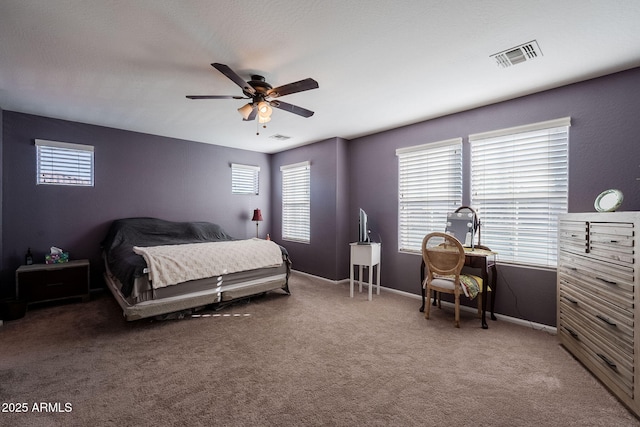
[186,63,319,124]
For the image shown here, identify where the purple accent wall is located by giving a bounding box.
[270,137,350,280]
[1,112,271,294]
[0,107,3,276]
[3,67,639,326]
[346,67,640,326]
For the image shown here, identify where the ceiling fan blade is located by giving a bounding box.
[270,100,314,118]
[267,78,319,99]
[211,63,255,96]
[186,95,248,100]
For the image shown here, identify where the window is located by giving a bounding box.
[396,138,463,253]
[231,163,260,195]
[36,139,94,186]
[470,117,570,267]
[281,161,310,243]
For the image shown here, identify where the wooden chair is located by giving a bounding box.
[422,232,483,328]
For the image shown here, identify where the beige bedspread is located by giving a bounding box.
[133,238,283,289]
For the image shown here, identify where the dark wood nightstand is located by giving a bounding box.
[16,259,90,305]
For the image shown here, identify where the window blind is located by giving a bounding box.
[396,138,462,253]
[281,161,310,243]
[469,117,570,267]
[35,139,94,186]
[231,163,260,195]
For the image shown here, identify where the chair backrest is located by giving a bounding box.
[422,232,465,276]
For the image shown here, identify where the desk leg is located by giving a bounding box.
[350,262,354,298]
[481,267,489,329]
[358,266,363,293]
[376,263,380,295]
[490,264,497,321]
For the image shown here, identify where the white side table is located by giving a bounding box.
[349,242,381,300]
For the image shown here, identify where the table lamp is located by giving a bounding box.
[252,208,263,238]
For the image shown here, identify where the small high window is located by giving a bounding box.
[231,163,260,195]
[36,139,94,186]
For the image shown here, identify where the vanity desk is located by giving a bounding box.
[419,247,497,329]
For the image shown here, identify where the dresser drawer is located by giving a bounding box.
[559,280,633,336]
[560,328,634,400]
[589,222,635,265]
[559,220,589,253]
[559,285,633,357]
[16,260,90,304]
[558,253,634,311]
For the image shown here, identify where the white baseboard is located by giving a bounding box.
[291,269,557,334]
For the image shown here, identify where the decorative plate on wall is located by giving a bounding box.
[594,189,623,212]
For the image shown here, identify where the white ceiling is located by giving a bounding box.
[1,1,640,154]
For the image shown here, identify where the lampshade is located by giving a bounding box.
[257,101,272,118]
[258,115,271,124]
[252,208,263,222]
[238,103,254,120]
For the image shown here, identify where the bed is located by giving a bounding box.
[101,217,291,320]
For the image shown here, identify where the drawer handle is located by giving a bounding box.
[565,327,579,339]
[596,353,617,370]
[563,295,578,304]
[596,277,617,286]
[45,282,65,287]
[596,314,617,327]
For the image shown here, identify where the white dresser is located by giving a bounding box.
[557,212,640,416]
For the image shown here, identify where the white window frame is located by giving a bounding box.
[35,139,94,187]
[396,138,463,253]
[281,161,311,244]
[469,117,570,268]
[231,163,260,195]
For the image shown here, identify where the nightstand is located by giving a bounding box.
[16,259,90,305]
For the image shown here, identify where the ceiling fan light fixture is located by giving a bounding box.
[258,114,271,124]
[189,63,318,129]
[257,101,272,118]
[238,103,254,120]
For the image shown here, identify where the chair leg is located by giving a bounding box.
[454,294,460,328]
[425,289,431,319]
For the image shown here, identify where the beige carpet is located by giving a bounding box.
[1,272,638,427]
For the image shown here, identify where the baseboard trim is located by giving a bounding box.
[291,269,557,334]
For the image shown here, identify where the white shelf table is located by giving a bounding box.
[349,243,381,301]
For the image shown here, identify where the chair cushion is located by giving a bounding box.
[430,277,457,290]
[428,274,485,299]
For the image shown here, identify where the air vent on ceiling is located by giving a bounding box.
[269,134,292,141]
[491,40,543,68]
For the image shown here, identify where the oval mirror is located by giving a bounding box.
[594,189,623,212]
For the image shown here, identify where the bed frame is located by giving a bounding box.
[100,217,291,321]
[103,259,290,321]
